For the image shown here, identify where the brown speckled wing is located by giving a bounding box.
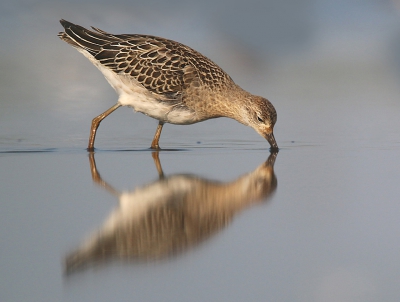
[59,20,234,100]
[95,36,187,98]
[95,35,234,97]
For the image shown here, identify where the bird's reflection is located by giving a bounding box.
[65,152,278,274]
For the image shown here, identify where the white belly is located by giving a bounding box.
[88,55,198,125]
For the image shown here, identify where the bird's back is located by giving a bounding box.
[58,20,235,101]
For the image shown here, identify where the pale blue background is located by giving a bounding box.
[1,1,400,301]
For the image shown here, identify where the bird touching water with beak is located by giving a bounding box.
[58,20,278,151]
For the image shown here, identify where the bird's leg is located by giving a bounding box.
[151,151,165,179]
[87,103,121,152]
[150,121,164,150]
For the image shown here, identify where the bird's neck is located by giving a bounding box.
[201,85,252,125]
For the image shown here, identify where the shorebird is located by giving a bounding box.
[58,19,278,151]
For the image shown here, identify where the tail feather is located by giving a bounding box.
[58,19,120,55]
[90,26,112,35]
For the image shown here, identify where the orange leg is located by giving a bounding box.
[87,103,121,151]
[150,121,164,150]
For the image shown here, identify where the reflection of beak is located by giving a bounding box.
[265,131,279,151]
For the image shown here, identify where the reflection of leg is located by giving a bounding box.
[87,103,121,151]
[266,151,278,167]
[150,121,164,150]
[151,151,164,179]
[88,153,119,196]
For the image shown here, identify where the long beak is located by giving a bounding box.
[265,132,279,151]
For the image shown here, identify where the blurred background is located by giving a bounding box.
[1,1,400,302]
[1,0,399,150]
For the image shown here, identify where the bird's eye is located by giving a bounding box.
[257,116,264,123]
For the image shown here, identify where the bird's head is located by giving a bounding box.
[245,96,278,151]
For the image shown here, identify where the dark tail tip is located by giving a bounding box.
[59,19,71,29]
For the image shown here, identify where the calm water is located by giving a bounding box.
[1,1,400,301]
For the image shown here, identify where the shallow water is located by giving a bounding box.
[2,1,400,302]
[2,132,400,301]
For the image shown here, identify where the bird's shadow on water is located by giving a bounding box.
[96,147,190,152]
[0,145,286,155]
[63,150,279,276]
[0,147,188,154]
[0,138,282,154]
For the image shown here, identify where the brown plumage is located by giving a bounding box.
[58,19,278,151]
[64,152,277,274]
